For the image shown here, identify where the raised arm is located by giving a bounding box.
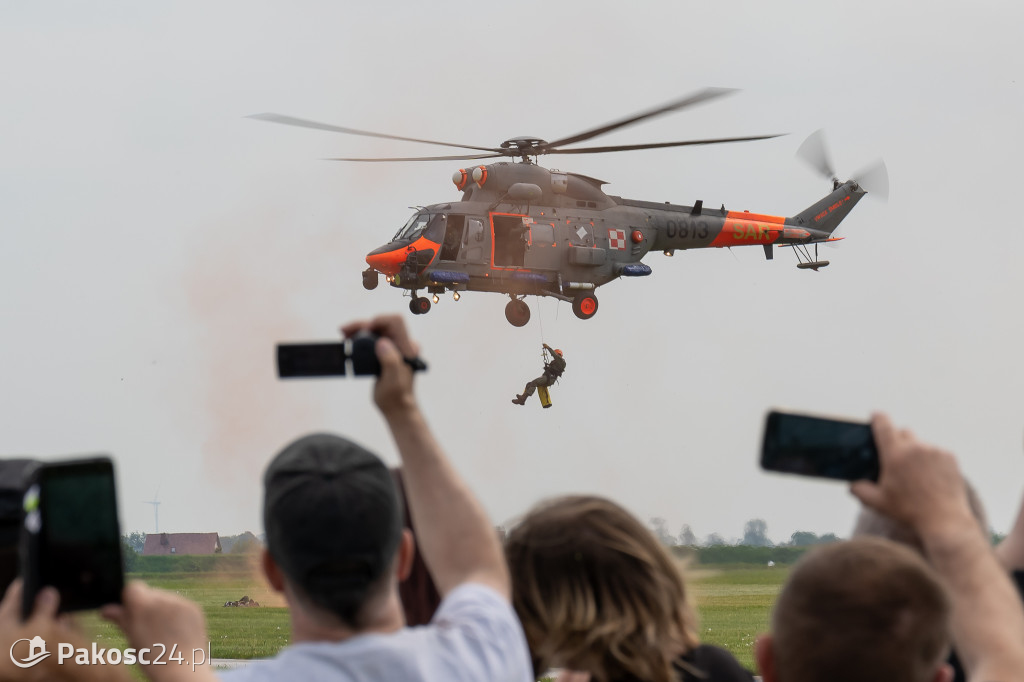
[851,414,1024,682]
[341,316,509,599]
[994,486,1024,572]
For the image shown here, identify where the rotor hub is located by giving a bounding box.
[500,137,548,157]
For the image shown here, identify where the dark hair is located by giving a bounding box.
[772,537,950,682]
[263,434,403,628]
[295,561,393,627]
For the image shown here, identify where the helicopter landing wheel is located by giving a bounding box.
[410,296,431,315]
[504,299,531,327]
[572,293,599,320]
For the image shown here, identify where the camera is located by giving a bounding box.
[277,333,427,378]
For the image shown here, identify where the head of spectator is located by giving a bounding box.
[853,480,988,554]
[755,536,952,682]
[506,495,705,682]
[261,433,415,636]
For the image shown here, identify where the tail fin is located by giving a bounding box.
[790,180,867,236]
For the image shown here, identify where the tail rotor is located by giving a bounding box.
[851,158,889,201]
[796,129,838,184]
[797,129,888,201]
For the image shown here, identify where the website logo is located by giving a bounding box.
[9,638,210,671]
[10,635,51,669]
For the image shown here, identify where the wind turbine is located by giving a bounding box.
[143,490,161,534]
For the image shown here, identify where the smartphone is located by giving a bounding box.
[761,410,879,482]
[20,457,124,617]
[0,459,38,594]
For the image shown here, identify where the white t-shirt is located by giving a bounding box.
[219,583,533,682]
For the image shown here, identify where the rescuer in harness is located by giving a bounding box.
[512,344,565,406]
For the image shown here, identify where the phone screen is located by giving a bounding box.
[22,459,123,615]
[761,411,879,481]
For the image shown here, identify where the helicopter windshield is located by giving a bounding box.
[392,212,431,242]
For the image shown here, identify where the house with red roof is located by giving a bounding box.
[141,532,221,556]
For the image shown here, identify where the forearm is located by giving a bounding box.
[923,517,1024,680]
[384,405,509,598]
[994,487,1024,571]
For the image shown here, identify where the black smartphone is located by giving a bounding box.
[20,457,123,617]
[761,410,879,482]
[0,459,38,594]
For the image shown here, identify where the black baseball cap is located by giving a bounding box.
[263,434,403,597]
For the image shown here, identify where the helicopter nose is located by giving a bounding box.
[365,244,409,276]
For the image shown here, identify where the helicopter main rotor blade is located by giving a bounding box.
[325,153,505,162]
[544,87,737,150]
[853,159,889,201]
[545,134,784,155]
[248,113,503,154]
[796,129,837,181]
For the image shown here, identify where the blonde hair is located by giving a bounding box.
[505,496,699,682]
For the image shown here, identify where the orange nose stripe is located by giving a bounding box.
[365,237,440,276]
[366,249,408,276]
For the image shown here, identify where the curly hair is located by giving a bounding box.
[506,496,699,682]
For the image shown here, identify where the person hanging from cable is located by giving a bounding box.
[512,344,565,406]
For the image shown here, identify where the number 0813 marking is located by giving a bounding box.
[664,219,709,240]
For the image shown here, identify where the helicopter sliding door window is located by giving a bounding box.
[439,215,466,261]
[531,224,554,247]
[491,214,529,268]
[464,219,485,262]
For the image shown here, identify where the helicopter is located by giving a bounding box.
[251,88,886,326]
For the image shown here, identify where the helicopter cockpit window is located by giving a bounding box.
[423,213,447,243]
[392,213,430,242]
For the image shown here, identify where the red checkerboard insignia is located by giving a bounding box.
[608,228,627,250]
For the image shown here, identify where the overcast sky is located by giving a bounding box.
[3,1,1023,545]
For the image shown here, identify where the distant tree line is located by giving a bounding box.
[649,518,842,550]
[221,531,262,554]
[674,544,810,565]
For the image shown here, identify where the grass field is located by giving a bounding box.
[77,563,786,676]
[79,571,290,660]
[689,565,788,670]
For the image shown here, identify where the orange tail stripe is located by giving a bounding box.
[710,218,783,247]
